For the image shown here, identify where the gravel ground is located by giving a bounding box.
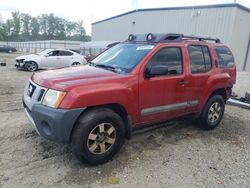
[0,52,249,188]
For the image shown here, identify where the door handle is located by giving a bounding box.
[179,80,189,85]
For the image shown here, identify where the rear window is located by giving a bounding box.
[215,47,234,68]
[59,51,73,56]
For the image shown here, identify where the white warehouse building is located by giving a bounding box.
[92,4,250,71]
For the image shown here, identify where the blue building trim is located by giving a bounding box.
[92,3,250,25]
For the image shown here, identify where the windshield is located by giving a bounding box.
[37,49,52,56]
[91,43,154,73]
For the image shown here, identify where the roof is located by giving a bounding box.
[92,3,250,25]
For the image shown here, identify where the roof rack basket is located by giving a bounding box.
[163,33,221,43]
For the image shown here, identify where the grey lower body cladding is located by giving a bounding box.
[141,100,198,116]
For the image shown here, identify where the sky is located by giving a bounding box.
[0,0,250,35]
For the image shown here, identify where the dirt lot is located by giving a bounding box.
[0,52,250,188]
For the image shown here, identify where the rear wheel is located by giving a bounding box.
[8,49,13,53]
[71,108,125,165]
[199,95,225,130]
[25,61,38,72]
[72,62,80,66]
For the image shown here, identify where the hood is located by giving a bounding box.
[32,66,122,90]
[16,54,38,60]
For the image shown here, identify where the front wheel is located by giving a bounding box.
[199,95,225,130]
[25,61,38,72]
[71,108,125,165]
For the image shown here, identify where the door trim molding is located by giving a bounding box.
[141,100,198,116]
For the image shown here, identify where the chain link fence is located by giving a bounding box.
[0,40,116,56]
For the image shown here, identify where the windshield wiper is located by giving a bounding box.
[88,61,95,66]
[95,64,118,72]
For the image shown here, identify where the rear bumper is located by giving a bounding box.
[23,101,86,143]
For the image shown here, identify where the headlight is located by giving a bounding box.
[42,89,66,108]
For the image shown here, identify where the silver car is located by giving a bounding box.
[15,49,87,71]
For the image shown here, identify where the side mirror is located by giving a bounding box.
[145,65,169,78]
[44,54,49,57]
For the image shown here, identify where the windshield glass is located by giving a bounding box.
[37,49,52,56]
[91,43,154,73]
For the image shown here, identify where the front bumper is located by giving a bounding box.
[23,101,85,143]
[15,61,25,69]
[22,79,86,143]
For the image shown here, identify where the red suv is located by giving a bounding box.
[23,33,236,165]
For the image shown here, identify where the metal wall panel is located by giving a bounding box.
[92,7,236,43]
[230,8,250,71]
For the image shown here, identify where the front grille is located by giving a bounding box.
[37,89,45,101]
[27,83,36,98]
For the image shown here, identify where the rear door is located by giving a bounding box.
[184,44,213,112]
[57,50,74,67]
[139,45,189,124]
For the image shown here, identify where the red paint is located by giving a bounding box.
[31,41,236,127]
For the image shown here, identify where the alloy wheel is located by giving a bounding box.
[26,62,37,71]
[208,102,221,123]
[87,123,116,154]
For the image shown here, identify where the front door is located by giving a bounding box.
[139,46,189,124]
[43,50,60,68]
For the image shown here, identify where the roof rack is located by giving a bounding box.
[126,33,221,43]
[163,33,221,43]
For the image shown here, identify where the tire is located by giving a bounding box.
[199,95,225,130]
[8,49,12,53]
[72,62,80,66]
[25,61,38,72]
[71,108,125,165]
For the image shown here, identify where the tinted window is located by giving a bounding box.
[58,50,73,56]
[147,47,182,75]
[188,45,211,73]
[48,50,59,56]
[215,47,234,68]
[203,46,212,70]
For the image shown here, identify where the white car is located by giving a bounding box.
[15,49,87,71]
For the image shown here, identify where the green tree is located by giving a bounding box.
[4,19,13,41]
[11,11,21,40]
[0,11,91,42]
[66,21,76,38]
[55,17,66,40]
[21,13,32,40]
[76,20,86,41]
[30,17,40,40]
[39,14,49,39]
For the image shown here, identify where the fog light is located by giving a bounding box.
[41,121,52,136]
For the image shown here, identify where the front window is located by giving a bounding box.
[91,43,154,73]
[37,49,53,56]
[146,47,183,76]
